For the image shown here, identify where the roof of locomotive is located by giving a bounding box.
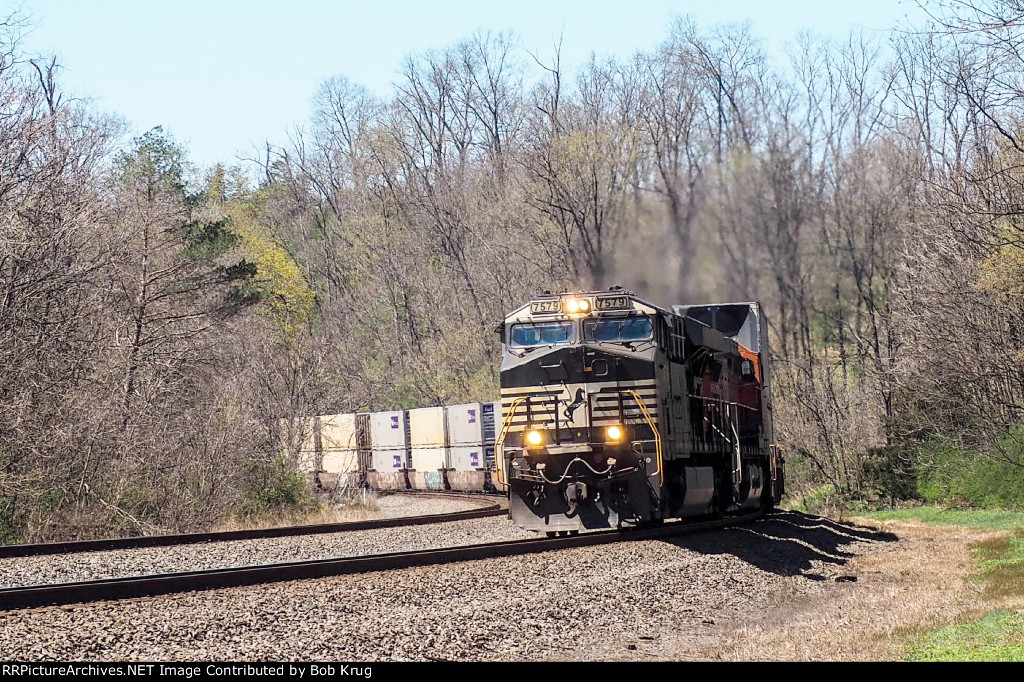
[673,301,767,353]
[503,288,665,321]
[501,289,766,356]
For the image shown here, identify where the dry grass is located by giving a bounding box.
[211,491,382,533]
[692,518,1017,661]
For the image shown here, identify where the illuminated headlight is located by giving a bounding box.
[606,425,623,441]
[564,298,591,313]
[525,430,544,446]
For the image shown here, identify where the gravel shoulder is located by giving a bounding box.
[372,493,498,518]
[685,514,1003,661]
[0,511,946,661]
[0,494,513,589]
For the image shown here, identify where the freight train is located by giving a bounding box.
[497,289,783,534]
[293,288,784,535]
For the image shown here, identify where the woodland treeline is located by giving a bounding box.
[4,2,1024,540]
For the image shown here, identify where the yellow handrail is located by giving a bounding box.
[493,396,527,486]
[625,389,663,487]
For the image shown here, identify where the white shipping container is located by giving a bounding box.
[445,403,485,447]
[321,449,359,474]
[370,411,406,449]
[371,449,405,471]
[408,406,446,448]
[369,410,406,470]
[410,447,445,472]
[448,445,485,471]
[319,413,357,451]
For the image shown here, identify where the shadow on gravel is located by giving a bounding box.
[665,511,899,580]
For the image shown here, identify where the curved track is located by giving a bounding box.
[0,492,504,559]
[0,511,763,611]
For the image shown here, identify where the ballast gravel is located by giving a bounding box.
[0,512,900,661]
[0,495,514,589]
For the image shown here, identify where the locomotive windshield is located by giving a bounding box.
[582,316,653,343]
[509,321,574,347]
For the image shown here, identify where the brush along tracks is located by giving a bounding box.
[0,511,763,611]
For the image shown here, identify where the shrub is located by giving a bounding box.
[0,497,16,546]
[238,456,318,519]
[917,428,1024,509]
[788,483,839,514]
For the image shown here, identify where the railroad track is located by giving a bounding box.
[0,492,504,559]
[0,511,763,611]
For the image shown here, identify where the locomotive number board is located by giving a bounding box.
[530,299,562,314]
[595,295,631,310]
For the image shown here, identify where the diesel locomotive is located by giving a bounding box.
[495,288,784,534]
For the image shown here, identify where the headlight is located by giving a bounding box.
[606,425,623,441]
[564,298,591,313]
[525,429,544,446]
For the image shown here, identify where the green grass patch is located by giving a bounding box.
[864,506,1024,660]
[864,506,1024,531]
[903,610,1024,661]
[977,533,1024,600]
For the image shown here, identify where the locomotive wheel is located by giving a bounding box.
[546,531,558,538]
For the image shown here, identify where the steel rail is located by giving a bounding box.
[0,492,504,559]
[0,510,763,612]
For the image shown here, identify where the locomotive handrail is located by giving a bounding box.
[730,409,743,486]
[691,395,762,453]
[624,389,663,487]
[494,396,527,486]
[687,394,761,413]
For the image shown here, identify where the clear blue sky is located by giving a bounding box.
[16,0,927,167]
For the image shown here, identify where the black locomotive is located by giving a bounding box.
[495,289,784,534]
